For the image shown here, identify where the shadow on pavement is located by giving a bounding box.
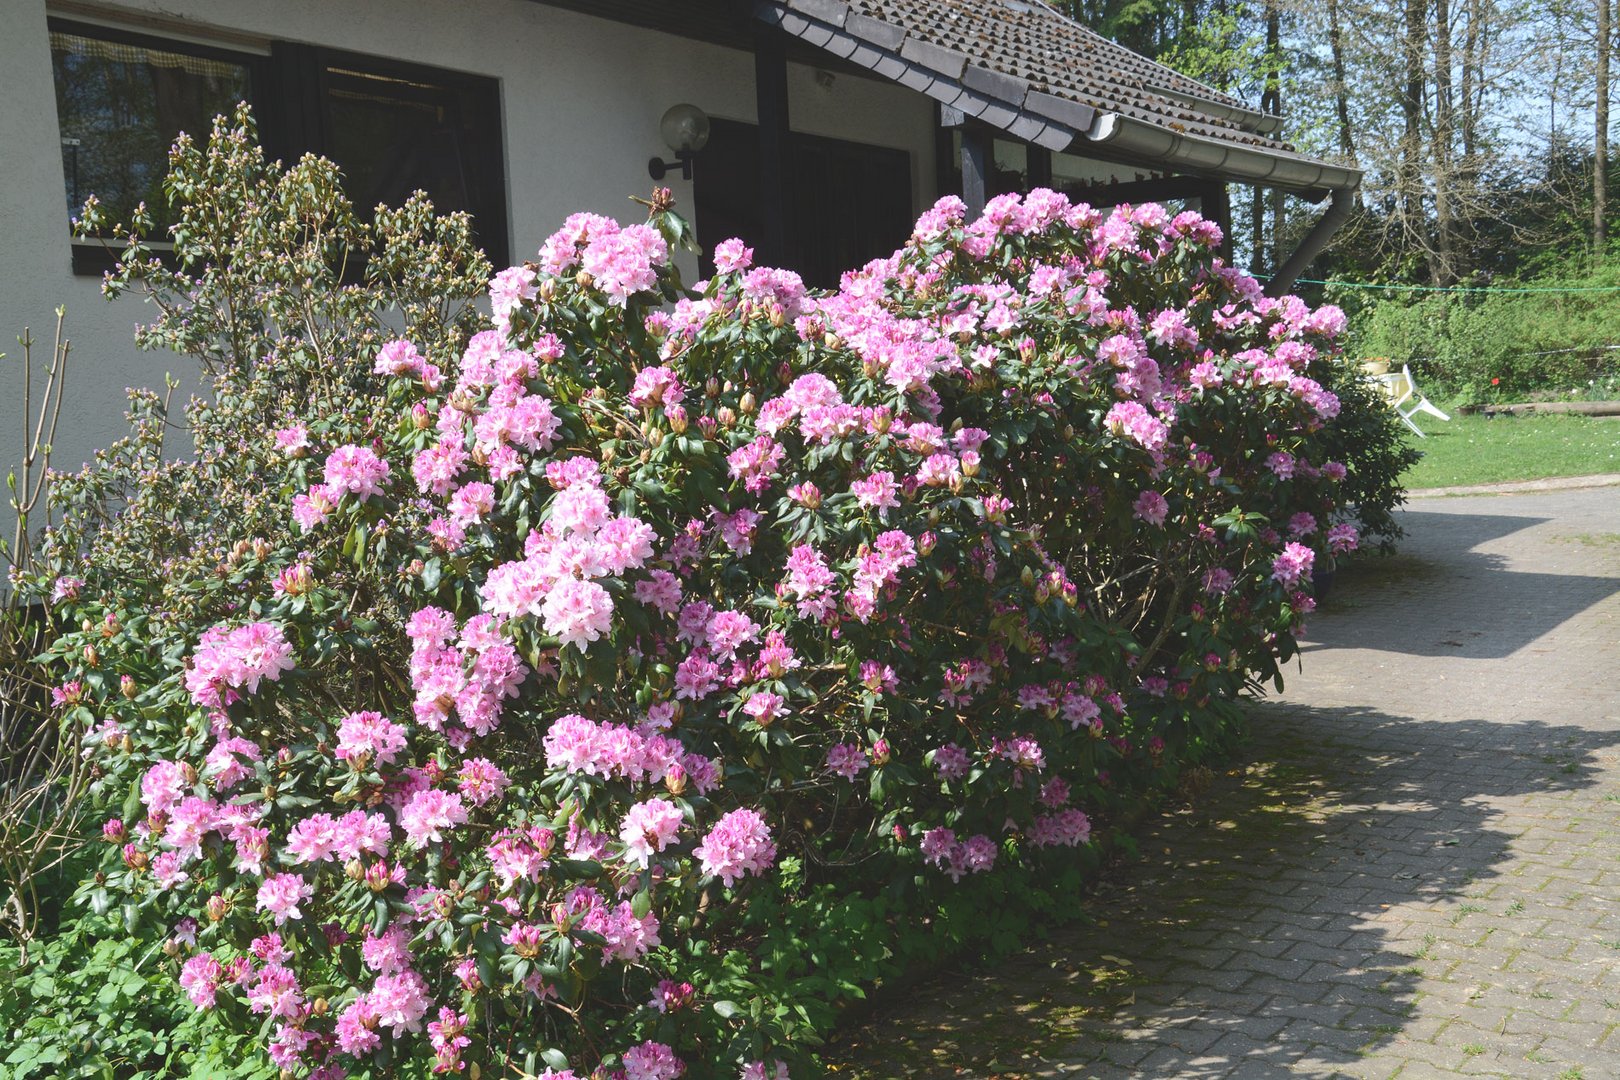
[1299,509,1619,660]
[825,703,1620,1078]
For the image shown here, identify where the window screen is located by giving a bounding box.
[50,25,255,234]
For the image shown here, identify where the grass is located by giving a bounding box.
[1400,411,1620,489]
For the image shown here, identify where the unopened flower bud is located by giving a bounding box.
[664,762,687,796]
[365,862,393,892]
[102,818,125,843]
[123,844,148,871]
[717,407,736,427]
[345,859,365,882]
[120,674,137,699]
[539,277,557,301]
[917,531,937,556]
[412,402,433,429]
[119,733,134,753]
[312,997,329,1018]
[871,738,891,766]
[667,404,688,434]
[82,645,98,668]
[206,893,229,922]
[739,391,756,415]
[574,269,593,288]
[705,378,721,398]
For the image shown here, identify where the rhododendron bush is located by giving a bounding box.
[30,115,1368,1079]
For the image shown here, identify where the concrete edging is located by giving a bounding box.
[1407,472,1620,498]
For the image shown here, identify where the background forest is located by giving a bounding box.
[1061,0,1620,399]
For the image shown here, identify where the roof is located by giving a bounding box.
[754,0,1361,197]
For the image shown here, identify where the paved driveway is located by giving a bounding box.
[831,485,1620,1079]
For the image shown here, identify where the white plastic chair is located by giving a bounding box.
[1375,364,1450,437]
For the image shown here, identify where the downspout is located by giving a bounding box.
[1264,184,1357,296]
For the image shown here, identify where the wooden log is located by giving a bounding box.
[1479,400,1620,417]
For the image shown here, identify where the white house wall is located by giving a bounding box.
[0,0,940,539]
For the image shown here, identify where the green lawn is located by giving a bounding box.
[1401,410,1620,489]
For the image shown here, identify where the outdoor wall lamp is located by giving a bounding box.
[648,103,711,181]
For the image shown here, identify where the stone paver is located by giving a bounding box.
[830,487,1620,1078]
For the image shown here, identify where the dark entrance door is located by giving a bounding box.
[693,118,913,288]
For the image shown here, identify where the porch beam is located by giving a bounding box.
[755,23,792,266]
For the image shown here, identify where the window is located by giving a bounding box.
[49,19,508,273]
[50,23,261,242]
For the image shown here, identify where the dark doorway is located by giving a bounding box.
[694,118,913,288]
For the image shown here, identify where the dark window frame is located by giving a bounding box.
[49,17,509,276]
[50,17,271,275]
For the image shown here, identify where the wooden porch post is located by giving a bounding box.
[754,25,792,267]
[960,127,989,218]
[1200,180,1234,262]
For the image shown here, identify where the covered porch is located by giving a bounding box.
[538,0,1361,292]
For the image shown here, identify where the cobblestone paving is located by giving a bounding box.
[830,486,1620,1079]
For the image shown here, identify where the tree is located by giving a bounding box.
[1596,0,1610,254]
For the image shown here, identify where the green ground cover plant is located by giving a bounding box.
[3,107,1414,1079]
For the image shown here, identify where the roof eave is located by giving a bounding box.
[756,0,1360,197]
[1081,112,1362,198]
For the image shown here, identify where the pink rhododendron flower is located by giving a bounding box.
[370,969,434,1035]
[186,622,295,708]
[1272,542,1315,586]
[456,758,510,806]
[824,743,869,779]
[622,1041,684,1080]
[257,873,312,925]
[541,577,615,650]
[694,808,777,886]
[1133,489,1169,526]
[141,760,191,815]
[400,789,468,848]
[179,952,225,1009]
[713,238,754,273]
[336,711,407,767]
[324,444,392,501]
[618,798,685,868]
